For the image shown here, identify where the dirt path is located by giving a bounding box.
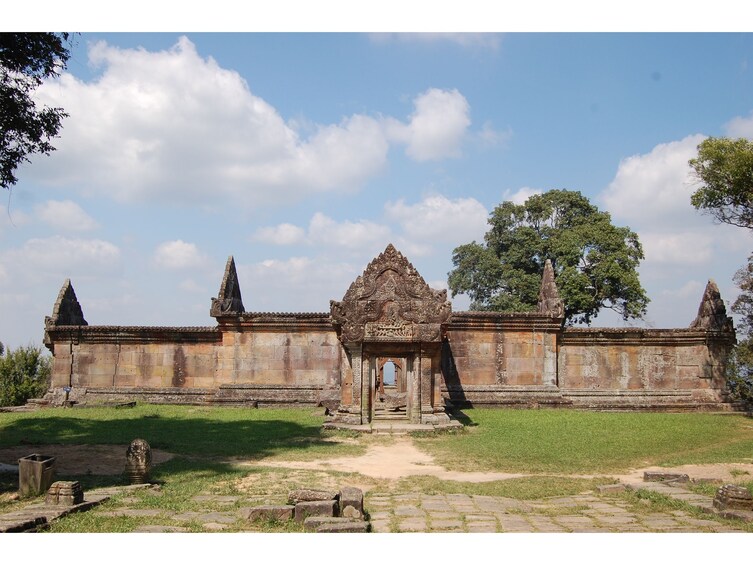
[248,437,753,484]
[247,437,526,482]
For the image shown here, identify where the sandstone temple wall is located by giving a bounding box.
[41,248,738,413]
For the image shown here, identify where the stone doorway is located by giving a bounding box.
[328,244,455,428]
[373,355,408,421]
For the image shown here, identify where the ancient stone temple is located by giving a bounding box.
[43,244,738,424]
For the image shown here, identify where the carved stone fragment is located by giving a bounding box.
[210,255,245,317]
[125,438,152,484]
[45,279,87,326]
[46,480,84,506]
[713,484,753,511]
[537,259,565,318]
[690,279,734,332]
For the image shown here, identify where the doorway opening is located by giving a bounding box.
[373,356,408,421]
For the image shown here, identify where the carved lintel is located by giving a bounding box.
[330,244,451,343]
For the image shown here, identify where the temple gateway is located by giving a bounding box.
[43,244,738,427]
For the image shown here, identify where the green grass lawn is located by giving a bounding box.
[416,408,753,474]
[0,404,361,460]
[3,405,753,533]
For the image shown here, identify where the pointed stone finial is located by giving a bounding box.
[690,279,734,331]
[46,279,87,326]
[537,259,564,318]
[210,256,245,317]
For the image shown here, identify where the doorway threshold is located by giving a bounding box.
[322,419,463,435]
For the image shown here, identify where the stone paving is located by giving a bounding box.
[1,480,750,533]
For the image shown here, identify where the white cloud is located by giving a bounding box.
[386,88,471,161]
[308,213,391,250]
[152,240,208,270]
[30,38,477,209]
[502,187,542,205]
[601,134,705,225]
[252,223,306,245]
[723,111,753,138]
[595,134,751,328]
[36,200,99,231]
[639,231,713,265]
[238,257,358,312]
[0,206,31,233]
[385,195,488,247]
[30,37,391,207]
[254,213,391,252]
[178,279,206,293]
[2,236,121,279]
[477,122,513,148]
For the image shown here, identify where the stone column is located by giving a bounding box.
[417,345,434,424]
[431,347,449,423]
[542,332,558,387]
[361,354,373,424]
[350,343,363,424]
[407,353,421,423]
[335,343,363,425]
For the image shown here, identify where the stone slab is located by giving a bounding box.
[294,499,338,522]
[241,505,295,522]
[288,489,338,505]
[339,486,364,519]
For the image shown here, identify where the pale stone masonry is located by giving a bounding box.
[43,244,737,419]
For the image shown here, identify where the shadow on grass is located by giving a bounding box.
[0,415,330,459]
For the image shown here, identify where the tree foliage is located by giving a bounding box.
[689,137,753,229]
[726,254,753,406]
[448,189,649,325]
[0,32,71,190]
[0,344,51,407]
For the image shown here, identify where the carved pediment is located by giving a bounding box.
[330,244,451,342]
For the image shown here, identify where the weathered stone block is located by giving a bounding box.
[241,505,295,522]
[288,488,338,505]
[45,480,84,505]
[643,471,689,483]
[338,486,364,519]
[304,517,369,533]
[713,484,753,511]
[294,500,338,522]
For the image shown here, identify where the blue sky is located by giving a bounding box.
[2,30,753,348]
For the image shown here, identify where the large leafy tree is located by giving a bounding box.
[726,255,753,405]
[448,189,649,325]
[689,137,753,229]
[689,137,753,405]
[0,33,71,190]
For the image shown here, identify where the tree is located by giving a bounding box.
[448,189,649,325]
[725,254,753,406]
[689,137,753,405]
[0,344,51,407]
[0,33,71,190]
[689,137,753,229]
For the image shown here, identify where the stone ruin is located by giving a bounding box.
[242,486,369,533]
[42,243,738,420]
[125,439,152,484]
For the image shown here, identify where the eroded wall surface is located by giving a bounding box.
[45,313,735,410]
